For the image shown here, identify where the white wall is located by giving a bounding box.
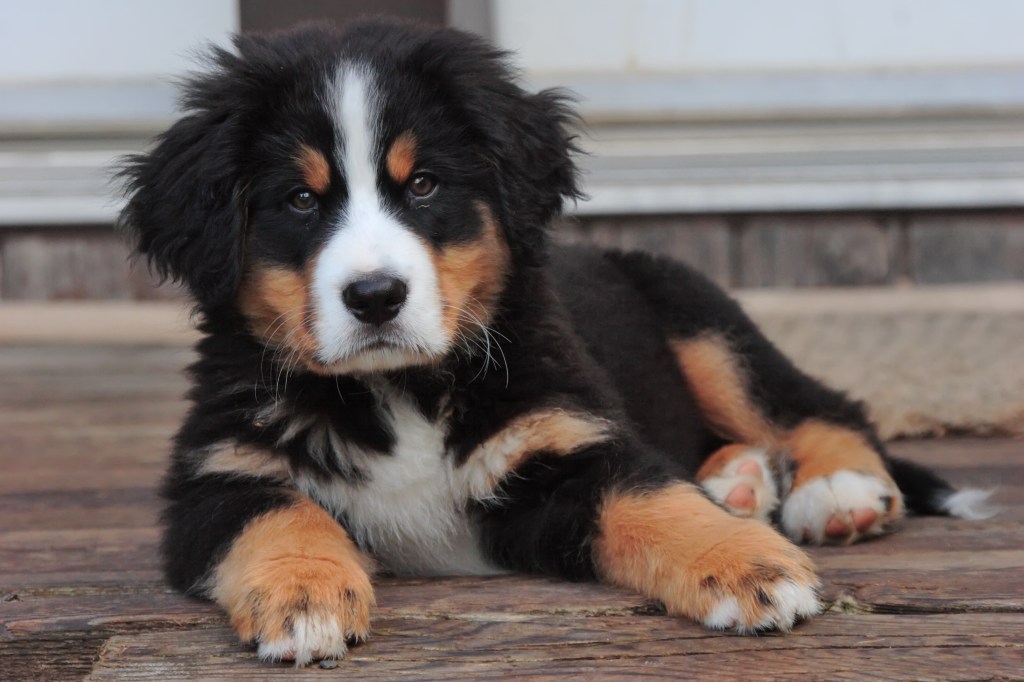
[0,1,240,226]
[0,0,238,84]
[493,0,1024,76]
[490,0,1024,215]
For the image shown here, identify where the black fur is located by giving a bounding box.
[120,20,962,614]
[886,456,956,515]
[161,472,293,594]
[594,249,876,440]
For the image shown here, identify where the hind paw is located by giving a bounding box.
[781,470,903,545]
[699,446,779,522]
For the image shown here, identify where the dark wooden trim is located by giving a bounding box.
[239,0,446,33]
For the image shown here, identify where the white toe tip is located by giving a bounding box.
[703,596,742,630]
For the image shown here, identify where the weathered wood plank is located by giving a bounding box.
[0,231,178,301]
[3,519,1019,609]
[816,549,1024,573]
[1,337,1022,681]
[555,215,734,286]
[4,561,1022,679]
[822,567,1024,613]
[0,488,159,531]
[736,215,898,287]
[0,344,192,371]
[2,592,221,637]
[814,520,1023,553]
[83,614,1024,681]
[5,583,1023,679]
[0,467,165,496]
[0,528,162,588]
[0,378,189,409]
[0,231,135,300]
[909,212,1024,284]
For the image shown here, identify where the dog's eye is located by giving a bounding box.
[289,189,319,212]
[406,172,437,199]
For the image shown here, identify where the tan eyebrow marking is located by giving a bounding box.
[296,144,331,194]
[386,130,417,185]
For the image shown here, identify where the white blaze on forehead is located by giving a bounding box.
[309,64,448,371]
[338,65,379,217]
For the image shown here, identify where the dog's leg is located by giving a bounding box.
[670,331,906,544]
[163,457,374,665]
[209,495,375,664]
[777,421,904,544]
[608,251,905,544]
[474,437,819,632]
[596,482,819,631]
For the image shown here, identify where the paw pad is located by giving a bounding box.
[700,448,779,521]
[724,482,757,511]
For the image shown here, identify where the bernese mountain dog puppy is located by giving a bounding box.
[119,20,991,665]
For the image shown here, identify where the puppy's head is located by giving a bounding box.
[120,21,579,374]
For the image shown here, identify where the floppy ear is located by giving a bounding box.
[118,50,246,309]
[488,86,583,241]
[411,28,582,262]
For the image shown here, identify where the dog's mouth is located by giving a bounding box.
[305,326,446,376]
[350,324,418,353]
[361,338,399,351]
[352,333,405,355]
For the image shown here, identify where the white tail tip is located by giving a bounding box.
[939,488,1000,521]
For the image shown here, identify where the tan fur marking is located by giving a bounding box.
[595,483,816,628]
[198,443,291,480]
[671,335,778,446]
[385,131,417,185]
[695,443,759,482]
[466,410,611,496]
[296,144,331,194]
[431,203,511,339]
[211,497,375,648]
[238,264,319,361]
[785,421,902,510]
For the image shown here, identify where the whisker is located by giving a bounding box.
[256,310,299,401]
[441,301,509,386]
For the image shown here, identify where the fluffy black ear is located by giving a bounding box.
[117,48,246,309]
[408,27,583,261]
[492,86,583,232]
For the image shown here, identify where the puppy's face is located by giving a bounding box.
[238,65,510,374]
[121,23,578,375]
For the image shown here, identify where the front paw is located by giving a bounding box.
[209,501,375,665]
[232,557,374,664]
[692,524,820,632]
[597,483,820,634]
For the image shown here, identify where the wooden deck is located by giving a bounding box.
[1,343,1022,681]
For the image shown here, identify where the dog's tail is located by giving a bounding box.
[887,456,998,519]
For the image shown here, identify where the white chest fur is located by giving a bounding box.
[293,387,504,576]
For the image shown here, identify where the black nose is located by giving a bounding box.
[342,275,408,325]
